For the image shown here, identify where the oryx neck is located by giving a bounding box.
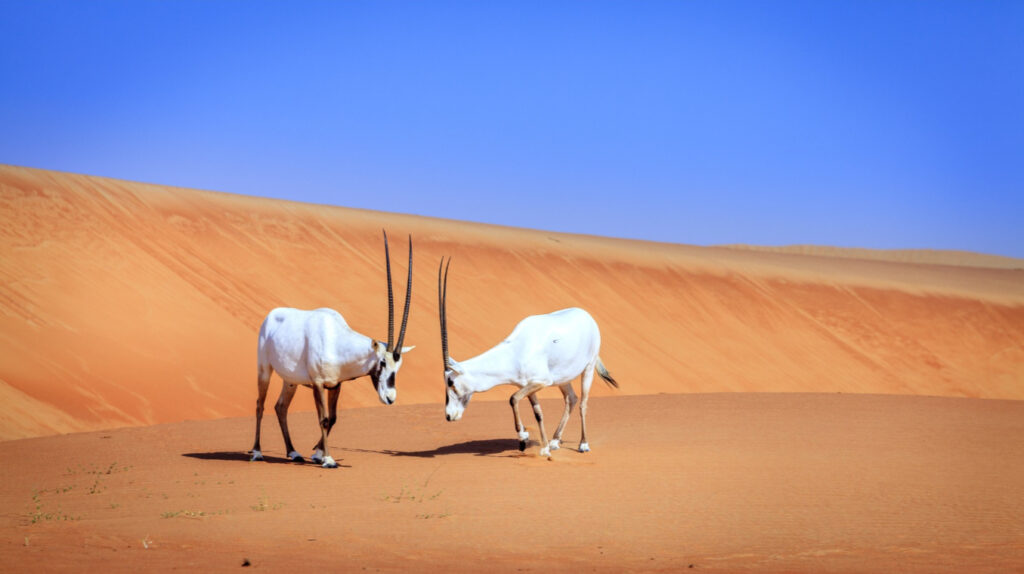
[342,333,382,382]
[460,341,518,393]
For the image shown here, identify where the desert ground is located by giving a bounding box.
[1,164,1023,571]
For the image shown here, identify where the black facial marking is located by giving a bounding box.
[369,361,383,390]
[387,372,396,389]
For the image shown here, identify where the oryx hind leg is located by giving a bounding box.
[274,382,304,462]
[251,364,273,461]
[578,363,596,453]
[549,383,578,451]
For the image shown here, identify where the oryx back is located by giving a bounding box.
[258,307,366,385]
[508,307,601,385]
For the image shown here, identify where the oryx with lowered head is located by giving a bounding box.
[437,258,618,458]
[251,231,414,468]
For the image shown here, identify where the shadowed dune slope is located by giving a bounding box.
[1,164,1023,439]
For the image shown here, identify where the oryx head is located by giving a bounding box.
[438,257,472,421]
[370,231,415,406]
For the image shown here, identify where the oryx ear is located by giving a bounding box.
[401,345,416,354]
[446,358,464,375]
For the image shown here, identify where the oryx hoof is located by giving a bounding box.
[548,439,561,451]
[288,451,304,463]
[250,450,264,462]
[321,456,338,469]
[310,450,325,465]
[539,446,552,459]
[517,430,529,451]
[579,442,591,453]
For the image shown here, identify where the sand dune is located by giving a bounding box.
[1,164,1022,440]
[2,164,1023,572]
[1,394,1022,572]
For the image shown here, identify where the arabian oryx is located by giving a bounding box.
[437,258,618,458]
[251,232,414,468]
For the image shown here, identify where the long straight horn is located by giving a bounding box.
[438,257,451,370]
[394,235,413,356]
[384,230,395,351]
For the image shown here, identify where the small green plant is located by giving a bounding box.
[416,511,452,519]
[413,511,450,521]
[161,509,211,519]
[382,469,450,518]
[382,482,444,504]
[251,491,283,512]
[30,490,43,523]
[65,462,130,477]
[29,489,80,523]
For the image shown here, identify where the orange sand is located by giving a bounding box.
[1,394,1022,572]
[1,164,1023,571]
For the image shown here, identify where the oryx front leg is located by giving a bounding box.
[549,383,578,452]
[510,383,545,452]
[274,382,304,462]
[313,383,338,468]
[311,385,340,465]
[527,393,553,459]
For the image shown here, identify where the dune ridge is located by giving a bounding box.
[721,243,1024,269]
[1,164,1022,440]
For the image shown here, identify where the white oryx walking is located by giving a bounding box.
[251,232,414,468]
[437,258,618,458]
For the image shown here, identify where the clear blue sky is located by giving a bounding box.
[2,1,1022,257]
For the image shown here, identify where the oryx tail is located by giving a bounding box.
[596,357,618,388]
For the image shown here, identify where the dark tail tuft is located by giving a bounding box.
[596,357,619,388]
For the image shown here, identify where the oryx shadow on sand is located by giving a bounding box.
[182,451,353,468]
[182,437,520,465]
[344,437,523,459]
